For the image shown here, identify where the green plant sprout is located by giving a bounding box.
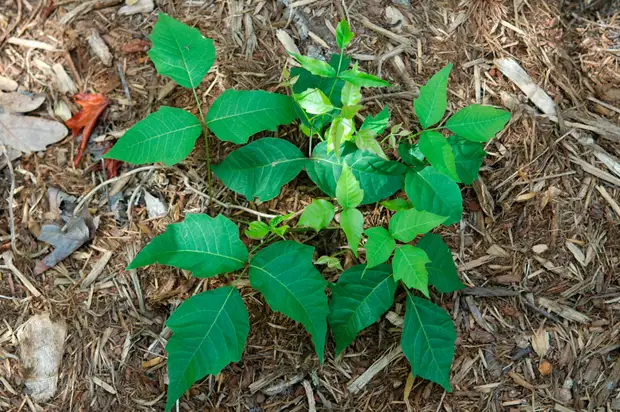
[105,15,510,410]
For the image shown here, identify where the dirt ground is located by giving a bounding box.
[1,0,620,411]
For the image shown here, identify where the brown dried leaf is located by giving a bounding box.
[531,328,550,357]
[0,113,67,153]
[0,92,46,113]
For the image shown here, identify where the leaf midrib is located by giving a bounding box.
[340,275,392,335]
[408,295,446,380]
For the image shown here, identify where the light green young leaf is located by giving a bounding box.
[289,53,337,77]
[341,82,361,106]
[245,221,270,240]
[355,129,386,159]
[405,167,463,225]
[398,142,425,169]
[165,287,249,411]
[269,213,294,229]
[298,199,335,232]
[148,13,215,89]
[393,245,431,296]
[417,233,465,293]
[364,227,396,268]
[315,255,343,271]
[341,105,363,119]
[296,88,336,115]
[388,208,448,243]
[127,214,248,277]
[402,294,456,391]
[380,198,412,212]
[360,106,390,135]
[340,208,364,258]
[446,104,510,142]
[249,241,329,362]
[339,63,391,88]
[307,142,407,204]
[329,264,396,355]
[418,131,459,181]
[414,64,452,129]
[206,90,298,144]
[336,20,355,49]
[104,107,201,166]
[327,116,355,156]
[336,164,364,209]
[212,138,307,202]
[447,135,486,185]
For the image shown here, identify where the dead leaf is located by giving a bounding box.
[403,372,414,412]
[144,190,167,219]
[538,360,553,376]
[566,241,587,267]
[65,93,110,167]
[531,328,550,357]
[0,91,46,113]
[0,112,67,153]
[473,176,495,220]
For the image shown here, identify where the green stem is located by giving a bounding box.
[192,88,213,212]
[328,51,345,101]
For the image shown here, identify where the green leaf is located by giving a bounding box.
[295,88,336,115]
[364,227,396,268]
[388,209,448,243]
[307,142,407,204]
[355,129,386,159]
[290,53,337,77]
[414,64,452,129]
[298,199,335,232]
[418,131,459,181]
[269,213,293,229]
[336,20,355,49]
[393,245,430,296]
[329,264,396,355]
[398,142,425,170]
[128,214,248,277]
[339,63,390,88]
[148,13,215,89]
[336,164,364,209]
[315,255,343,271]
[341,82,361,106]
[341,105,363,119]
[361,106,390,135]
[447,135,486,185]
[340,208,364,258]
[104,107,201,166]
[249,241,329,362]
[402,294,456,391]
[206,90,298,144]
[327,116,355,156]
[381,198,412,211]
[245,221,270,240]
[417,234,465,293]
[165,286,249,411]
[212,138,307,202]
[446,104,510,142]
[405,167,463,225]
[292,54,351,108]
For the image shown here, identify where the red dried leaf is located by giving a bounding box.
[103,146,121,177]
[66,93,110,167]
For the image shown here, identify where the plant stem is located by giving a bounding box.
[192,88,213,212]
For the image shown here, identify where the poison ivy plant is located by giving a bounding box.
[111,15,511,409]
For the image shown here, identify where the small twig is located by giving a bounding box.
[302,380,316,412]
[117,61,132,119]
[1,252,41,297]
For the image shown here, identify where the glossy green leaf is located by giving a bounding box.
[249,241,329,362]
[307,142,407,204]
[405,167,463,225]
[355,129,386,159]
[165,286,249,411]
[388,209,448,243]
[298,199,335,232]
[206,90,297,144]
[295,88,336,115]
[340,208,364,258]
[339,63,390,88]
[361,106,390,135]
[290,53,336,77]
[393,245,430,296]
[364,227,396,268]
[148,13,215,89]
[447,135,486,185]
[104,107,201,166]
[336,20,355,49]
[212,138,307,202]
[336,164,364,209]
[128,214,248,277]
[414,64,452,129]
[446,104,510,142]
[341,105,363,119]
[341,82,361,106]
[245,221,270,240]
[329,264,396,355]
[417,234,465,293]
[327,116,355,156]
[402,294,456,391]
[398,142,425,169]
[381,198,412,212]
[418,131,459,181]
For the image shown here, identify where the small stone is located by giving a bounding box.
[0,75,18,91]
[532,244,548,254]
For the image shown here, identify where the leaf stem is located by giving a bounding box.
[192,88,214,212]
